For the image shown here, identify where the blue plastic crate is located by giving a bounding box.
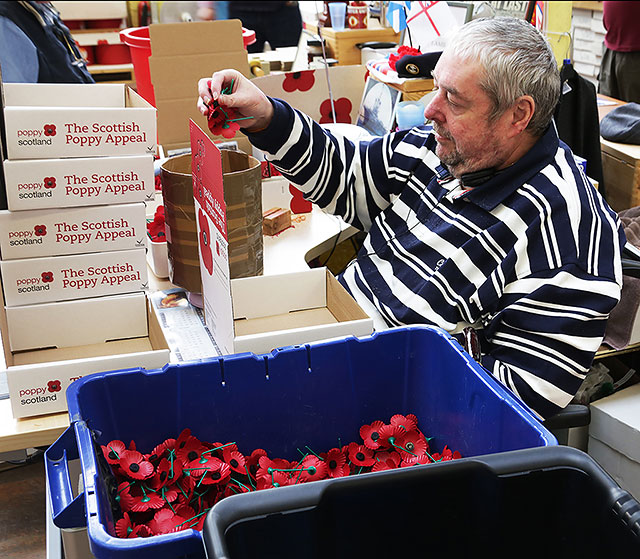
[46,326,555,559]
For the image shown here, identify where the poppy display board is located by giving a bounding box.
[251,65,368,126]
[190,120,234,356]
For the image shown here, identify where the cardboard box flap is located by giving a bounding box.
[148,20,245,56]
[590,384,640,464]
[231,268,328,320]
[3,83,124,108]
[149,52,251,101]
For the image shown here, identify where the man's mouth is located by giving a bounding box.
[433,125,452,144]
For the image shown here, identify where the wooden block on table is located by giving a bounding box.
[263,207,292,236]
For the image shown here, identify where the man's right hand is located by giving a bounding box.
[197,69,274,133]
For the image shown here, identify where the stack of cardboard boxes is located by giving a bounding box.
[0,81,170,419]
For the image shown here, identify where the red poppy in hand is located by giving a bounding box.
[198,209,214,275]
[41,271,54,283]
[282,70,316,92]
[34,224,47,237]
[319,97,353,124]
[43,124,57,136]
[207,103,241,139]
[44,177,56,189]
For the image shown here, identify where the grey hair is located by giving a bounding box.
[445,17,561,136]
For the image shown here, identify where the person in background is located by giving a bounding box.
[0,1,94,83]
[227,2,302,53]
[598,1,640,103]
[198,17,625,420]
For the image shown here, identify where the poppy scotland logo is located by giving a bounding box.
[43,124,57,137]
[319,97,353,124]
[198,209,213,275]
[41,271,54,283]
[34,224,47,237]
[44,177,56,189]
[47,380,61,393]
[282,70,315,93]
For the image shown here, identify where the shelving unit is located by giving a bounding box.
[52,1,134,87]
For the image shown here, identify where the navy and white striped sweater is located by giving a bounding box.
[249,98,625,419]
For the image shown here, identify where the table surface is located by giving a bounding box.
[0,205,356,454]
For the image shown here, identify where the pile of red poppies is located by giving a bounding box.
[102,414,461,539]
[146,205,165,242]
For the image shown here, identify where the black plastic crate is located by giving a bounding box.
[203,446,640,558]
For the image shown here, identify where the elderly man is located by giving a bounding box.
[198,17,624,419]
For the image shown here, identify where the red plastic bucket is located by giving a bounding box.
[119,26,155,106]
[119,26,257,108]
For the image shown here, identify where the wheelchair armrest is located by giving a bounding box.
[542,404,591,431]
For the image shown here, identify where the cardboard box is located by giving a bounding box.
[588,383,640,500]
[148,20,251,153]
[0,248,148,307]
[2,83,156,159]
[252,65,367,126]
[4,296,170,419]
[305,24,400,66]
[601,138,640,212]
[190,122,373,356]
[0,202,146,260]
[3,154,154,210]
[6,292,148,352]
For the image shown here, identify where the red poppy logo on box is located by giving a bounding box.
[34,224,47,237]
[44,177,56,189]
[43,124,57,137]
[198,209,213,275]
[319,98,352,124]
[282,70,315,93]
[41,271,54,283]
[47,380,62,393]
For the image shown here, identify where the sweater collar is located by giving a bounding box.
[438,123,559,211]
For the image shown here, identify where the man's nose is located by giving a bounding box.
[424,92,443,123]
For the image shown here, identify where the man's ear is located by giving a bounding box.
[510,95,535,136]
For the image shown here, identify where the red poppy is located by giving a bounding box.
[246,448,268,480]
[296,455,328,483]
[377,423,404,450]
[189,457,231,486]
[44,177,56,189]
[148,458,179,490]
[257,455,293,481]
[324,448,350,478]
[130,524,152,538]
[432,445,461,462]
[394,430,428,461]
[115,481,136,512]
[47,380,61,393]
[41,271,54,283]
[198,208,214,275]
[360,420,385,450]
[43,124,57,136]
[148,508,184,535]
[319,97,353,124]
[222,449,246,474]
[119,450,154,480]
[388,45,422,71]
[207,103,241,139]
[390,414,418,432]
[282,70,315,92]
[34,224,47,237]
[372,455,399,472]
[115,512,137,539]
[129,486,164,512]
[257,470,291,490]
[347,443,376,467]
[175,428,196,450]
[177,437,209,467]
[154,174,162,191]
[374,450,401,468]
[103,440,126,466]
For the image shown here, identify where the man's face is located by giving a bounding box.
[424,51,512,178]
